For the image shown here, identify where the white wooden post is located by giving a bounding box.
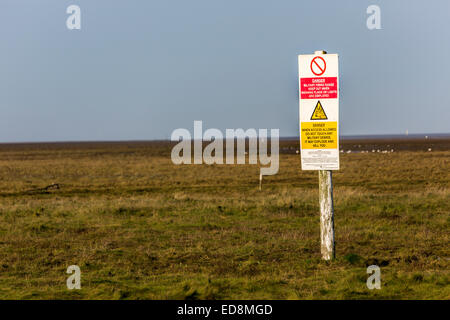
[319,169,335,260]
[259,173,262,191]
[299,50,338,260]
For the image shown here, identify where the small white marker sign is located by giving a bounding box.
[298,52,340,170]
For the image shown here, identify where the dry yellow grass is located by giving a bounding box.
[0,140,448,299]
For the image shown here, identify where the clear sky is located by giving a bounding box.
[1,0,449,142]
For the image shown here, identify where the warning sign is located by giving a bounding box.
[298,52,339,170]
[310,56,326,76]
[310,101,327,120]
[300,77,338,99]
[301,121,337,149]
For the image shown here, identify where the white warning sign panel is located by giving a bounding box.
[298,52,339,170]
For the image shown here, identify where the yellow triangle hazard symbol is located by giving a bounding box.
[310,101,328,120]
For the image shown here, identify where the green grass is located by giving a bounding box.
[0,142,448,299]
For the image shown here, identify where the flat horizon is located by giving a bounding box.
[1,132,449,145]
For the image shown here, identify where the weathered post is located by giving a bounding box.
[298,50,339,261]
[319,170,335,260]
[259,173,262,191]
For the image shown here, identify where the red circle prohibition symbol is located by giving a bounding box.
[310,56,326,76]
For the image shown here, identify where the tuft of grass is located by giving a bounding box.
[343,254,364,266]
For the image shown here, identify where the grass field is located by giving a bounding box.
[0,138,449,299]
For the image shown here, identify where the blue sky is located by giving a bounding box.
[1,0,449,142]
